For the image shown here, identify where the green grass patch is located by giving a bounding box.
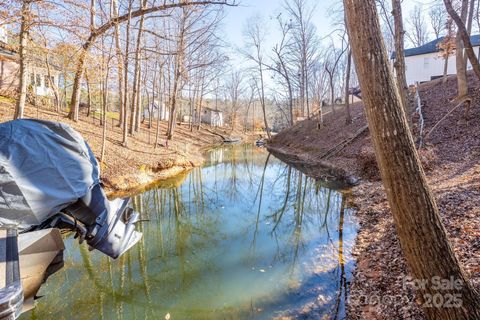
[0,95,15,104]
[91,110,120,120]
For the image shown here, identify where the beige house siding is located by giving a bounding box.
[0,57,20,96]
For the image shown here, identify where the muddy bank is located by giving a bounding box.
[267,74,480,319]
[266,144,358,189]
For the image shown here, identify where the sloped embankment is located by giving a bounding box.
[0,98,231,195]
[267,74,480,319]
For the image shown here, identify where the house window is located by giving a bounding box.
[30,74,35,86]
[35,74,41,87]
[423,57,430,69]
[44,75,50,88]
[50,76,55,86]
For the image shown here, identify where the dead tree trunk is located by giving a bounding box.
[344,1,480,319]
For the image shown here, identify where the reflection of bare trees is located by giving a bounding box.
[251,153,271,253]
[31,145,357,319]
[332,195,347,320]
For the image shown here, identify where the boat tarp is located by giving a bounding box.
[0,119,100,229]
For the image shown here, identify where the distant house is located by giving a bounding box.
[0,26,60,97]
[201,107,223,127]
[391,35,480,85]
[28,66,60,97]
[336,94,362,104]
[144,100,169,121]
[0,43,20,96]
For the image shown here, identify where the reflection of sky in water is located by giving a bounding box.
[23,144,358,320]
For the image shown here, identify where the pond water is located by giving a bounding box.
[22,144,357,320]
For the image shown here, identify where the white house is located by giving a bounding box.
[201,107,223,127]
[392,35,480,85]
[144,100,169,121]
[0,26,60,97]
[28,66,60,97]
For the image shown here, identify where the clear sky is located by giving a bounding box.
[221,0,438,51]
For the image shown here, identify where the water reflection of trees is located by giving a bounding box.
[26,145,355,320]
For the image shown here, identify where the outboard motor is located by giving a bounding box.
[63,185,141,259]
[0,119,142,259]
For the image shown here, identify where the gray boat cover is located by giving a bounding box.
[0,119,100,229]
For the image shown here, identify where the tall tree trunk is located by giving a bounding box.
[443,53,450,83]
[70,0,96,121]
[344,50,352,125]
[68,1,229,121]
[14,0,30,120]
[129,0,146,135]
[258,64,271,139]
[329,73,335,114]
[392,0,410,124]
[454,0,469,97]
[196,82,205,131]
[167,9,186,140]
[154,66,164,149]
[69,49,88,121]
[86,73,92,117]
[444,0,480,86]
[100,75,109,163]
[344,1,480,319]
[44,55,60,113]
[122,0,133,147]
[111,0,124,127]
[135,77,142,132]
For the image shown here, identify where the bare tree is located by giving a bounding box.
[242,15,271,139]
[406,5,430,47]
[270,15,295,126]
[129,0,148,136]
[225,70,245,131]
[324,38,348,115]
[111,0,125,128]
[429,3,448,39]
[438,18,456,83]
[284,0,318,118]
[344,0,480,319]
[14,0,32,119]
[68,0,235,122]
[444,0,480,96]
[344,49,352,124]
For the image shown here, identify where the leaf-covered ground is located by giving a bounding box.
[268,73,480,319]
[0,100,238,195]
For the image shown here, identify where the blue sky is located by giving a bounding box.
[221,0,436,50]
[222,0,340,48]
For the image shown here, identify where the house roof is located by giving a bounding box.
[391,34,480,59]
[0,41,62,71]
[0,42,17,61]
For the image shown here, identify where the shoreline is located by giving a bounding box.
[103,140,228,197]
[0,98,239,199]
[266,75,480,319]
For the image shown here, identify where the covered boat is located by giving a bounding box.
[0,119,142,318]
